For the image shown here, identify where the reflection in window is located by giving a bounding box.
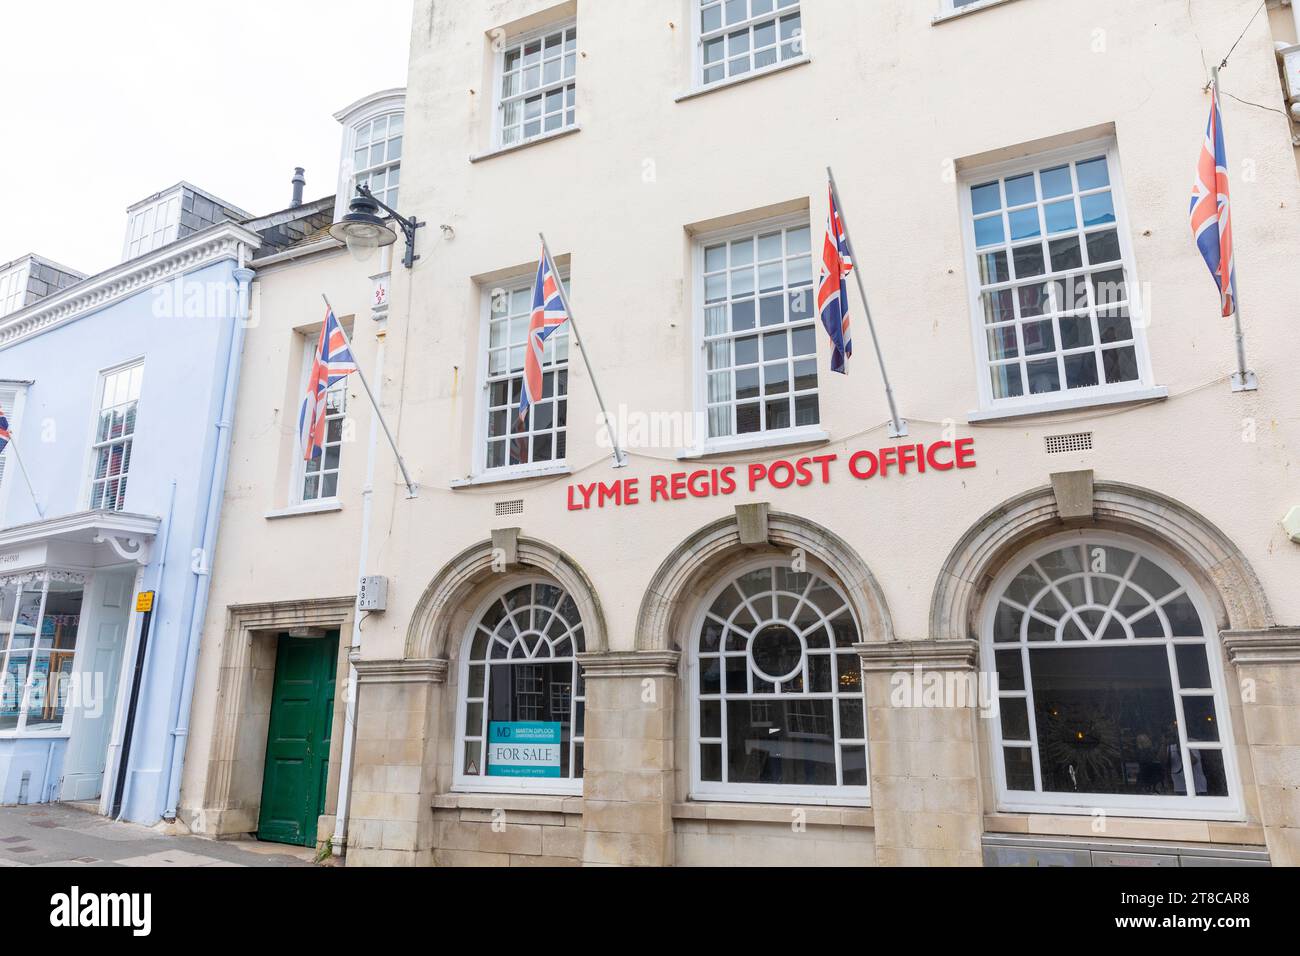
[701,222,819,441]
[990,540,1232,806]
[351,113,402,210]
[698,0,803,87]
[498,25,577,146]
[694,563,867,800]
[459,581,585,783]
[482,277,570,472]
[0,576,83,733]
[967,150,1143,404]
[89,363,143,512]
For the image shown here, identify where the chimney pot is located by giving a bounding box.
[291,167,306,208]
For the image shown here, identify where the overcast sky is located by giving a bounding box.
[0,0,413,275]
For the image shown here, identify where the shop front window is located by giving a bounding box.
[986,536,1238,817]
[0,575,84,733]
[456,580,585,792]
[691,561,868,805]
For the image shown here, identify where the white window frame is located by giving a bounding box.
[0,383,29,524]
[452,575,586,797]
[688,557,870,807]
[290,330,349,507]
[941,0,1009,15]
[123,191,183,261]
[960,139,1158,420]
[84,360,144,513]
[0,262,29,318]
[690,213,824,457]
[982,530,1244,822]
[492,19,578,150]
[470,273,571,483]
[691,0,807,93]
[0,573,88,738]
[333,90,406,224]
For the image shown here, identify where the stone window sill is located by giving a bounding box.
[675,56,812,103]
[264,500,344,520]
[435,792,583,816]
[450,463,572,489]
[674,801,873,829]
[966,386,1168,423]
[678,428,830,461]
[984,813,1264,846]
[932,0,1023,25]
[470,126,582,164]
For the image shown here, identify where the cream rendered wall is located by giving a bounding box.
[359,0,1300,671]
[178,243,383,829]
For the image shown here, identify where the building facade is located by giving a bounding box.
[0,207,261,823]
[303,0,1300,868]
[176,92,405,850]
[126,0,1300,868]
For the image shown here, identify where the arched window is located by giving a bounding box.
[454,579,585,794]
[985,534,1239,818]
[690,561,868,805]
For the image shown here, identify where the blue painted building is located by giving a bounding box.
[0,186,266,823]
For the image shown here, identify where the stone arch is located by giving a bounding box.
[930,479,1274,645]
[405,536,607,660]
[636,510,893,651]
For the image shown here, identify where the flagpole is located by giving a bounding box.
[5,438,43,519]
[321,295,420,497]
[1211,67,1258,393]
[826,167,908,437]
[538,233,628,468]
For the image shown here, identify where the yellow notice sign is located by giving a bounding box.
[135,591,155,613]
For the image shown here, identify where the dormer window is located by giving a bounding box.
[122,184,249,262]
[352,114,403,210]
[0,261,30,318]
[125,193,182,260]
[334,90,406,223]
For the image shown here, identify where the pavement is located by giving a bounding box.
[0,803,316,867]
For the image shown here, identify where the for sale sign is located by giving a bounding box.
[486,721,562,778]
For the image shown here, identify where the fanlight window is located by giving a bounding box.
[988,538,1235,813]
[693,563,868,803]
[458,581,585,789]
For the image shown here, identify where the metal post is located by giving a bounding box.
[826,167,908,437]
[539,234,628,467]
[1211,67,1259,393]
[322,295,420,495]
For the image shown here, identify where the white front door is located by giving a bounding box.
[60,570,134,802]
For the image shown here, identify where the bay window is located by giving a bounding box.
[0,575,84,734]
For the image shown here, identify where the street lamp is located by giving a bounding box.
[329,183,424,268]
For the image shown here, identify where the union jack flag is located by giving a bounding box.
[518,248,570,422]
[1189,89,1237,318]
[0,405,9,456]
[817,185,854,374]
[299,308,358,461]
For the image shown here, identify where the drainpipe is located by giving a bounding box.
[159,254,255,822]
[332,248,393,857]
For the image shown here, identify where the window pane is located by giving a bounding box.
[1030,645,1183,795]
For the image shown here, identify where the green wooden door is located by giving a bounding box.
[257,631,338,847]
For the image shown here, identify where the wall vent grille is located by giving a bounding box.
[495,499,524,517]
[1044,431,1094,455]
